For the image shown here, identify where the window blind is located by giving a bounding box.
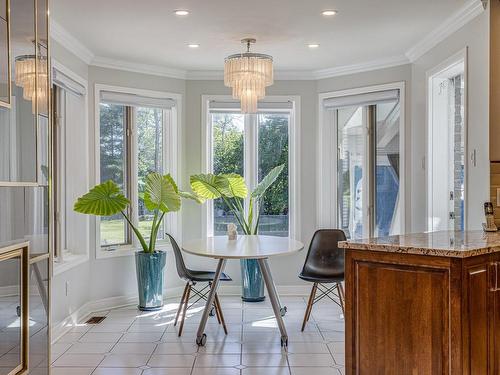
[52,69,86,96]
[100,91,176,109]
[323,89,399,109]
[209,100,293,111]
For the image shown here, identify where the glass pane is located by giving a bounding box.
[0,2,10,106]
[99,103,126,246]
[137,107,164,240]
[337,106,364,239]
[0,186,49,255]
[211,112,244,235]
[29,258,49,375]
[451,74,465,231]
[375,101,401,236]
[0,0,37,182]
[258,113,289,236]
[0,255,21,373]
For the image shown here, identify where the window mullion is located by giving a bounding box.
[126,106,139,246]
[244,114,258,224]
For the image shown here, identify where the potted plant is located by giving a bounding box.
[190,164,284,301]
[74,172,201,311]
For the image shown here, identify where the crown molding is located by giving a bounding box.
[312,55,410,80]
[50,19,95,64]
[91,56,187,80]
[405,0,484,62]
[186,69,316,80]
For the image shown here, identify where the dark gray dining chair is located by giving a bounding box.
[167,234,232,336]
[299,229,346,331]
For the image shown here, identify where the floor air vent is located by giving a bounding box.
[85,316,106,324]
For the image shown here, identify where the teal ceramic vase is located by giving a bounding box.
[135,251,166,311]
[240,259,265,302]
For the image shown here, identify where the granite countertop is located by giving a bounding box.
[338,230,500,258]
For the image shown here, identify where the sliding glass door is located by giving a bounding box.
[328,90,401,239]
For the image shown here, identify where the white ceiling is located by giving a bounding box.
[51,0,475,76]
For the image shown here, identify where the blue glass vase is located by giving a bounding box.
[240,259,265,302]
[135,251,166,311]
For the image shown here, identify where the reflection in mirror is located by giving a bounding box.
[0,0,10,107]
[0,0,37,183]
[29,258,49,374]
[0,186,49,255]
[0,256,22,374]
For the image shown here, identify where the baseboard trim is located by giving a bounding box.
[51,284,310,344]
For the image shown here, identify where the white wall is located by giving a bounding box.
[411,7,489,232]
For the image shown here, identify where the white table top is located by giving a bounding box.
[181,235,304,259]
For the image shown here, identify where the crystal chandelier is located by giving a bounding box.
[224,38,273,113]
[15,55,48,114]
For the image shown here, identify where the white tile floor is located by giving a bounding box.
[52,296,345,375]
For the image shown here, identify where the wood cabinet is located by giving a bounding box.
[491,0,500,161]
[345,249,500,374]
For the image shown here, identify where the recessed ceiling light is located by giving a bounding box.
[188,43,200,48]
[322,10,338,16]
[308,43,320,49]
[174,9,189,16]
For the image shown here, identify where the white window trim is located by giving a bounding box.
[94,84,182,259]
[425,48,468,232]
[317,81,406,233]
[200,95,301,240]
[51,59,90,276]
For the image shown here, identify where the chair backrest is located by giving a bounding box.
[301,229,347,279]
[166,233,190,280]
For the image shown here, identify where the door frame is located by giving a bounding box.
[425,48,468,232]
[317,81,406,234]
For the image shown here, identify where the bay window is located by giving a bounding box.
[52,63,89,273]
[96,86,180,256]
[203,97,299,239]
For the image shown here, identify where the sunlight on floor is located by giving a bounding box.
[51,296,345,375]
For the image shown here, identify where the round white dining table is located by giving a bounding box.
[182,235,304,348]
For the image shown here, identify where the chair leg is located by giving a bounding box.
[174,283,189,326]
[214,293,228,335]
[301,283,318,332]
[336,282,345,315]
[213,298,222,325]
[178,284,191,337]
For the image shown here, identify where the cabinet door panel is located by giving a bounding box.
[465,264,489,375]
[352,261,449,375]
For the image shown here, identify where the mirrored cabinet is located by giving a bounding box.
[0,0,51,374]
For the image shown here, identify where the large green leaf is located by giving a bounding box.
[190,174,228,199]
[144,172,181,213]
[222,173,248,198]
[74,180,130,216]
[251,164,285,199]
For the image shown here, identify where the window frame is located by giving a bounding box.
[94,84,182,259]
[201,95,301,240]
[51,59,90,276]
[317,82,406,234]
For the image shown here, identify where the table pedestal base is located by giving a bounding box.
[195,258,289,349]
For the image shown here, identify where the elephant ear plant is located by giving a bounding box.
[74,172,202,310]
[190,164,284,235]
[190,164,284,302]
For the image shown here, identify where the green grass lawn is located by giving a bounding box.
[101,219,155,245]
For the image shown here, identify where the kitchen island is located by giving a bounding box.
[339,230,500,374]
